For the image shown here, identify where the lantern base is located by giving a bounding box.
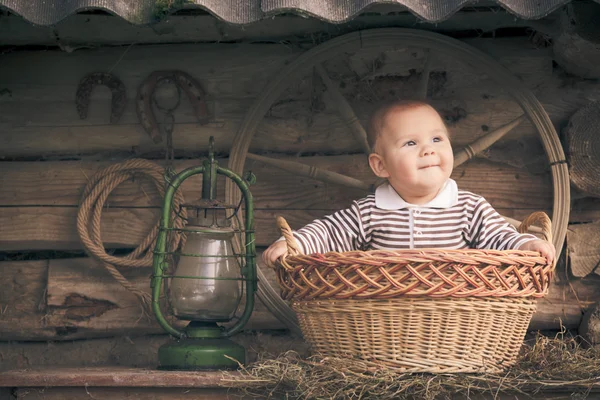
[158,337,246,370]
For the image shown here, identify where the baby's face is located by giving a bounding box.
[370,105,454,202]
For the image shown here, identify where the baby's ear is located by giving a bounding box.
[368,153,390,178]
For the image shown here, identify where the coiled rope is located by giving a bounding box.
[76,158,186,309]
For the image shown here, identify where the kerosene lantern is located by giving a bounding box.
[151,137,256,370]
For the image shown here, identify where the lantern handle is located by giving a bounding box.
[217,165,257,338]
[202,136,218,201]
[152,164,204,338]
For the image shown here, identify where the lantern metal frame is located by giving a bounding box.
[151,140,257,370]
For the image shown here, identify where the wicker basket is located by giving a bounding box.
[273,212,554,373]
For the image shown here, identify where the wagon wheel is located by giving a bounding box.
[226,29,570,334]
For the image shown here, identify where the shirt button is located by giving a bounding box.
[414,209,421,215]
[416,231,423,236]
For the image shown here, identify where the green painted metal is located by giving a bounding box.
[202,136,218,200]
[151,137,257,368]
[158,323,246,370]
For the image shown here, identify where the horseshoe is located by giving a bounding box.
[136,70,210,144]
[75,72,127,124]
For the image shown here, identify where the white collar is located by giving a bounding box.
[375,179,459,210]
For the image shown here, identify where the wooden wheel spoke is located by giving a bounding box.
[454,115,526,167]
[417,50,433,100]
[315,64,371,154]
[247,153,372,192]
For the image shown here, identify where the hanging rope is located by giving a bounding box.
[76,158,187,310]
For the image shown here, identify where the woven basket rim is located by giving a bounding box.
[274,248,554,301]
[273,212,554,301]
[282,247,548,261]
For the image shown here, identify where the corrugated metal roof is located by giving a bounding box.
[0,0,594,26]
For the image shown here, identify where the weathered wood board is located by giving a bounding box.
[12,386,600,400]
[0,333,308,370]
[0,156,552,250]
[0,260,47,340]
[0,12,535,46]
[0,256,285,341]
[13,387,244,400]
[0,156,551,207]
[0,256,594,340]
[2,39,595,161]
[571,197,600,224]
[46,258,166,326]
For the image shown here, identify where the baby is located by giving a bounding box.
[263,100,555,266]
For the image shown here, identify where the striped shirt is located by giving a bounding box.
[292,179,537,254]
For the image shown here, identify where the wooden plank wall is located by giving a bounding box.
[1,37,600,341]
[0,12,533,46]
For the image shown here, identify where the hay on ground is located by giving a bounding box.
[223,332,600,399]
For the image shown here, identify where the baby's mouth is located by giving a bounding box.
[419,164,439,170]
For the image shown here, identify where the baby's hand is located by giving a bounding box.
[262,240,288,268]
[518,239,556,265]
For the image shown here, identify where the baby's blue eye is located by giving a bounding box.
[404,140,416,146]
[433,137,442,143]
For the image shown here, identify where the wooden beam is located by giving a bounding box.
[0,367,226,387]
[0,39,570,160]
[0,156,552,208]
[46,258,170,327]
[0,207,160,251]
[570,197,600,224]
[0,43,297,91]
[0,259,47,339]
[0,105,546,159]
[0,257,285,341]
[0,206,345,250]
[0,159,209,207]
[0,97,251,126]
[532,278,600,330]
[0,13,534,47]
[0,156,552,250]
[0,332,308,369]
[1,258,597,341]
[11,386,600,400]
[13,387,240,399]
[0,206,544,251]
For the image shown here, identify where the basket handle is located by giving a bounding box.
[276,216,301,256]
[518,211,552,244]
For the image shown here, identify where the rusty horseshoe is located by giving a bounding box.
[136,70,209,144]
[75,72,127,124]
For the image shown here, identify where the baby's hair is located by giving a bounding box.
[366,99,442,152]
